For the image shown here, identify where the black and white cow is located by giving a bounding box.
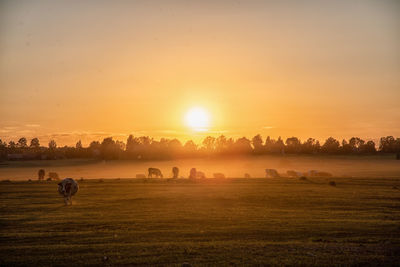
[148,168,163,178]
[58,178,79,205]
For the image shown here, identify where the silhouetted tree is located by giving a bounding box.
[17,137,27,148]
[76,140,82,149]
[349,137,365,153]
[321,137,340,154]
[0,139,7,160]
[285,137,301,153]
[302,138,319,154]
[183,140,197,155]
[8,141,16,149]
[202,136,216,152]
[379,136,396,153]
[48,140,57,150]
[100,137,123,159]
[233,137,252,154]
[30,138,40,149]
[252,134,264,154]
[341,139,351,154]
[363,140,376,153]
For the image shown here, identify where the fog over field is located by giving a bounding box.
[1,155,399,180]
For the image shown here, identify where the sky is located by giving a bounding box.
[0,0,399,146]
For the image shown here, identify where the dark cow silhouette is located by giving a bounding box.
[172,167,179,179]
[58,178,79,205]
[148,168,163,178]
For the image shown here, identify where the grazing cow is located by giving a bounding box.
[136,174,146,179]
[148,168,163,178]
[265,169,280,178]
[196,171,206,179]
[38,169,45,181]
[244,173,251,178]
[286,170,303,178]
[189,168,197,179]
[58,178,79,205]
[48,172,60,181]
[213,173,226,179]
[172,167,179,179]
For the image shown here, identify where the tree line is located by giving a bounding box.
[0,135,399,160]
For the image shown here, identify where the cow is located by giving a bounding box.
[48,172,60,181]
[286,170,303,178]
[136,174,146,179]
[189,168,197,179]
[213,173,226,179]
[196,171,206,179]
[38,169,45,181]
[172,167,179,179]
[265,169,280,178]
[58,178,79,205]
[148,168,163,178]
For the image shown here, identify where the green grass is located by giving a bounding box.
[1,177,399,266]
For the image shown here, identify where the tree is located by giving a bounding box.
[275,137,285,154]
[183,140,197,154]
[8,141,16,149]
[233,137,252,154]
[321,137,340,153]
[379,136,396,153]
[302,138,319,154]
[30,138,40,149]
[202,136,216,152]
[75,140,83,149]
[285,137,301,153]
[252,134,264,154]
[48,140,57,150]
[215,135,228,153]
[363,140,376,153]
[349,137,365,153]
[100,137,124,159]
[17,137,27,148]
[341,139,351,154]
[0,139,7,159]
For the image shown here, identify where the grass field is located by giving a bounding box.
[1,177,399,266]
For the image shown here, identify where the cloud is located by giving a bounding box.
[25,124,40,128]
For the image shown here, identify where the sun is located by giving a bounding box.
[185,107,210,131]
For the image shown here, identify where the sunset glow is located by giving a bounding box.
[185,107,210,132]
[0,0,399,146]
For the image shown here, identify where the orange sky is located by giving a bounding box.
[1,0,399,146]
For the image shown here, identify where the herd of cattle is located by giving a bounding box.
[36,167,333,205]
[144,167,332,179]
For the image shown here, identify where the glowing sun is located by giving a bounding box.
[185,107,210,131]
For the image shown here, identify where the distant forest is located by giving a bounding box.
[1,135,400,160]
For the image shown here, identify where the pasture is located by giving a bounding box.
[1,154,400,181]
[1,177,399,266]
